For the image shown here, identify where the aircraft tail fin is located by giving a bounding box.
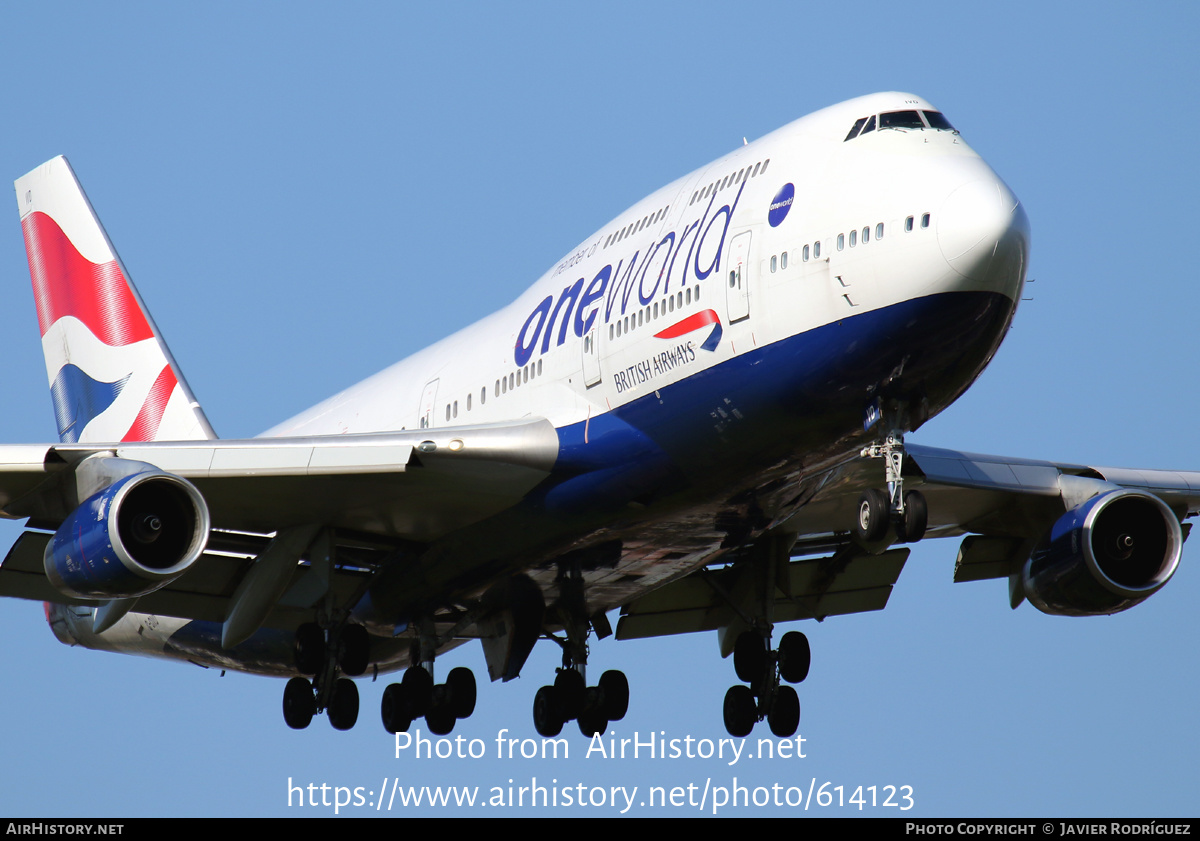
[15,157,216,443]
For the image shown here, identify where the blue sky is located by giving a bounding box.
[0,1,1197,818]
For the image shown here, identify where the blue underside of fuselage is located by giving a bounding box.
[542,290,1014,515]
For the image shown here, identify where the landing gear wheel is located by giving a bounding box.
[768,685,800,737]
[336,624,370,677]
[599,670,629,720]
[578,706,608,738]
[446,667,477,719]
[328,678,359,731]
[533,685,563,737]
[733,631,767,684]
[380,683,413,734]
[898,490,928,543]
[425,686,456,736]
[778,631,811,684]
[283,677,315,730]
[554,668,586,720]
[854,488,890,542]
[294,623,325,676]
[402,666,433,718]
[723,685,757,738]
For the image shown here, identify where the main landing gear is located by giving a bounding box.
[531,564,628,738]
[283,621,371,730]
[533,665,629,739]
[380,620,478,736]
[722,629,809,738]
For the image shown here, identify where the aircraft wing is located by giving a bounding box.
[616,443,1200,642]
[0,418,559,626]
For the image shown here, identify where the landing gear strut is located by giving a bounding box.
[284,621,369,731]
[531,564,628,737]
[856,433,927,544]
[723,628,808,738]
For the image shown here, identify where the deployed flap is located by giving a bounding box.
[15,156,215,444]
[615,548,910,641]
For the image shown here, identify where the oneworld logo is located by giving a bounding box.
[768,183,794,228]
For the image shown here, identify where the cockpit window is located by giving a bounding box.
[860,115,875,135]
[922,110,955,131]
[878,110,925,129]
[844,117,868,141]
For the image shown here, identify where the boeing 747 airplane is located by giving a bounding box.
[1,92,1192,740]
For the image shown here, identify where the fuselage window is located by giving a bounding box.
[677,291,684,308]
[653,302,658,318]
[814,241,821,258]
[502,377,507,394]
[770,255,777,273]
[695,284,700,301]
[609,324,614,340]
[686,287,692,305]
[509,373,515,390]
[802,244,810,261]
[751,162,761,177]
[670,295,676,312]
[481,387,486,405]
[467,394,471,411]
[862,226,869,243]
[921,213,931,228]
[445,404,451,422]
[781,251,788,269]
[905,216,914,232]
[690,192,697,206]
[523,366,528,384]
[537,359,543,376]
[453,400,458,418]
[849,230,856,247]
[761,159,770,174]
[495,379,500,397]
[837,234,844,251]
[876,222,884,239]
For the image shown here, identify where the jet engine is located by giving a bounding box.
[1023,489,1182,617]
[43,470,210,599]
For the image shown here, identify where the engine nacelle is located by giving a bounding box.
[1023,489,1182,616]
[43,471,210,599]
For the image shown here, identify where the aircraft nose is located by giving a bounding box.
[937,177,1030,293]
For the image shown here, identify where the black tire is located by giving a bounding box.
[337,624,370,677]
[768,685,800,737]
[380,683,412,734]
[578,707,608,738]
[283,677,315,730]
[533,685,563,737]
[723,685,757,738]
[402,666,433,717]
[778,631,811,684]
[899,490,928,543]
[733,631,767,684]
[328,678,359,731]
[294,623,325,676]
[446,667,477,719]
[554,668,586,720]
[854,488,890,542]
[425,689,456,736]
[599,670,629,721]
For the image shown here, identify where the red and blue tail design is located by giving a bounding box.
[16,157,215,443]
[654,309,723,352]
